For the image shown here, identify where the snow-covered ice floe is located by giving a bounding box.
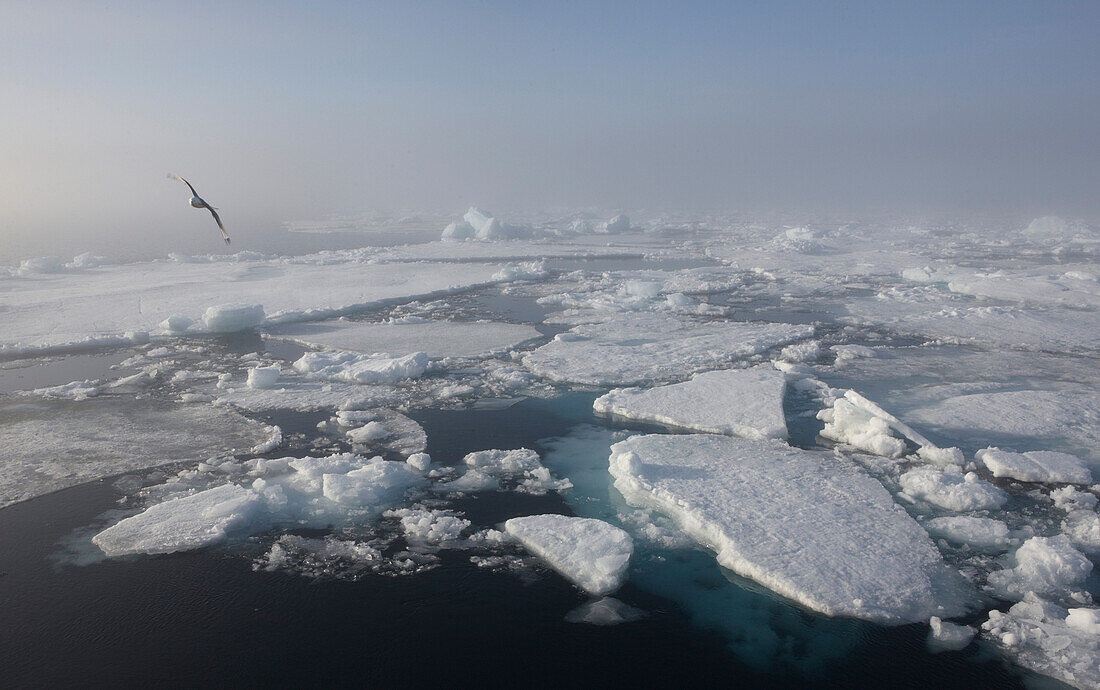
[982,594,1100,690]
[898,467,1008,512]
[593,366,788,439]
[922,516,1017,553]
[267,319,542,360]
[524,312,812,386]
[976,447,1092,485]
[437,448,572,495]
[0,253,516,356]
[92,452,429,556]
[503,514,633,596]
[0,398,274,508]
[985,535,1092,600]
[293,350,429,384]
[608,434,969,623]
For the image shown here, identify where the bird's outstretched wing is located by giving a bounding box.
[167,173,199,198]
[207,207,230,244]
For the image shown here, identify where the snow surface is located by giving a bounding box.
[609,434,967,623]
[524,312,812,386]
[267,319,541,359]
[503,514,633,596]
[593,366,788,439]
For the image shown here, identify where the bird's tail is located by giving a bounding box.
[225,237,231,245]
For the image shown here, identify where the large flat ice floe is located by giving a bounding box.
[0,254,514,355]
[503,514,633,596]
[593,367,788,439]
[0,398,274,508]
[608,434,968,623]
[267,319,541,359]
[524,312,812,386]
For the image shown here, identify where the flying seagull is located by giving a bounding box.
[167,173,230,244]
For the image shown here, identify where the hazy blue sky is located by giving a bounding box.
[1,1,1098,253]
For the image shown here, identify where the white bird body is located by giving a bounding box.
[168,173,231,244]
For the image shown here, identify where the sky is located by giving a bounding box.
[1,1,1098,257]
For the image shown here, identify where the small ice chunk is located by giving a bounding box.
[982,593,1100,689]
[30,380,99,401]
[246,365,280,389]
[622,280,661,299]
[917,446,966,468]
[321,458,425,507]
[387,508,470,543]
[1052,486,1099,513]
[504,514,633,596]
[593,367,788,440]
[92,484,261,556]
[601,214,630,233]
[927,616,977,653]
[293,350,428,385]
[779,340,820,363]
[977,447,1092,485]
[1066,608,1100,635]
[818,397,906,458]
[202,303,265,333]
[441,221,476,240]
[18,256,65,274]
[406,453,431,472]
[346,421,390,444]
[1062,510,1100,555]
[564,597,647,626]
[924,516,1015,552]
[464,448,543,474]
[986,535,1092,599]
[158,314,194,334]
[899,467,1008,512]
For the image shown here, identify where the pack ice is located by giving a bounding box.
[524,312,812,386]
[608,434,967,623]
[0,253,512,355]
[267,320,542,360]
[0,398,274,508]
[593,367,788,440]
[503,514,633,596]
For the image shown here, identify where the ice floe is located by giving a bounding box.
[923,516,1016,552]
[977,447,1092,485]
[293,350,429,384]
[898,467,1008,512]
[267,319,541,360]
[503,514,633,596]
[609,434,968,623]
[524,312,812,386]
[0,398,273,508]
[92,452,429,556]
[593,366,788,439]
[986,535,1093,600]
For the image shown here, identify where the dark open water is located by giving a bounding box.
[0,392,1025,688]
